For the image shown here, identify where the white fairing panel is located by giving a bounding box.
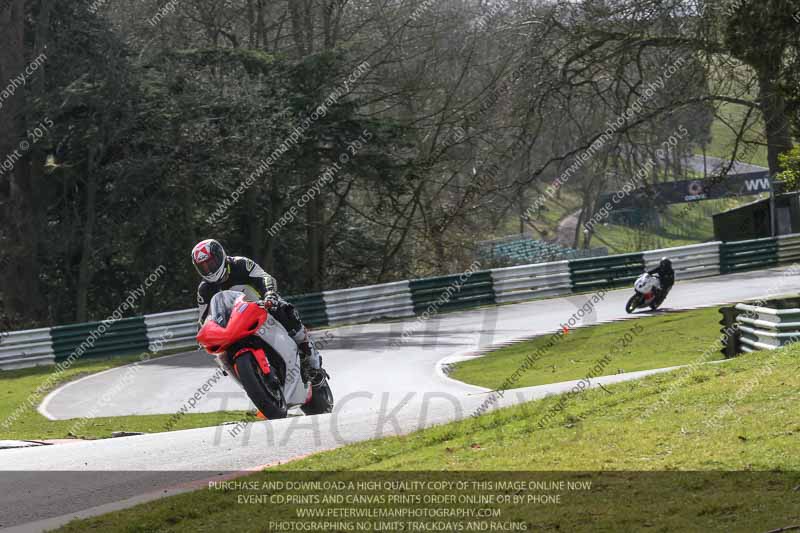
[634,273,660,294]
[257,314,308,406]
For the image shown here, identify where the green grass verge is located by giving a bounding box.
[0,355,253,440]
[449,307,723,389]
[286,348,799,472]
[56,342,800,532]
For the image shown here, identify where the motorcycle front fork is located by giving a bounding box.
[216,356,240,385]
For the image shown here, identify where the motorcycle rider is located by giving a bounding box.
[647,257,675,300]
[191,239,329,387]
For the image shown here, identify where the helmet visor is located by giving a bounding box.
[195,254,224,278]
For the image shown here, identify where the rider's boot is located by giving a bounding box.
[294,329,329,387]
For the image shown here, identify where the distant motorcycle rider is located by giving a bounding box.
[191,239,329,387]
[647,257,675,299]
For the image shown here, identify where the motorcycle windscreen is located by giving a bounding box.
[207,290,247,327]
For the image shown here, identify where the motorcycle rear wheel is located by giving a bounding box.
[625,294,643,314]
[235,351,288,420]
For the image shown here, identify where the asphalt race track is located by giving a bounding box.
[2,267,799,531]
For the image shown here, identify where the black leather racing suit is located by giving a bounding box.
[647,264,675,295]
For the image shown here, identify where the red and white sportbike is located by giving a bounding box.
[196,290,334,419]
[625,272,665,314]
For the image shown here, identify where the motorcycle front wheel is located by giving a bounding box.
[235,351,288,420]
[625,293,643,314]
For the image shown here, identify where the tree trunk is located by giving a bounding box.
[245,186,264,262]
[263,178,281,273]
[246,0,255,47]
[757,67,793,174]
[287,0,313,56]
[257,0,267,50]
[305,193,325,292]
[432,229,448,271]
[76,157,98,322]
[0,0,47,324]
[573,202,587,249]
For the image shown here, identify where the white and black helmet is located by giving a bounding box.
[192,239,228,283]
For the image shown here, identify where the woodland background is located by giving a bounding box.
[0,0,798,328]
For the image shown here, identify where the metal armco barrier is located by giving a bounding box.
[323,281,414,326]
[5,233,800,370]
[720,237,779,274]
[777,234,800,264]
[568,253,645,293]
[0,328,55,370]
[409,270,495,314]
[644,242,721,280]
[290,293,328,327]
[490,261,571,304]
[735,302,800,352]
[144,308,198,352]
[51,317,149,362]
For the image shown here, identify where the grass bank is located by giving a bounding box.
[56,341,800,532]
[449,307,722,389]
[0,354,252,440]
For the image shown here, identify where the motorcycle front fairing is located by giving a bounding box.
[197,290,266,354]
[196,290,309,408]
[634,273,661,302]
[196,291,265,382]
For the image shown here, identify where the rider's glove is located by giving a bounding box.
[259,292,280,310]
